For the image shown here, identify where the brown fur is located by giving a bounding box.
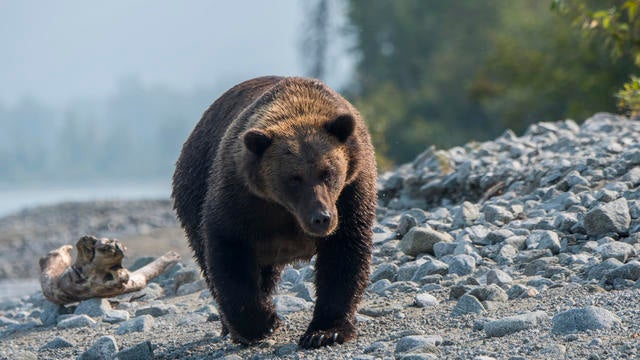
[172,76,377,348]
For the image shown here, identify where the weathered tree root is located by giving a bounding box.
[39,235,180,305]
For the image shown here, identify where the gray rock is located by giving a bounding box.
[484,311,549,337]
[587,258,624,279]
[486,269,513,288]
[552,306,621,334]
[368,279,392,295]
[414,293,439,307]
[0,298,21,311]
[595,241,636,262]
[447,254,476,276]
[40,300,65,326]
[102,309,130,324]
[371,263,399,282]
[433,242,457,258]
[176,279,207,296]
[172,267,201,292]
[507,284,539,299]
[452,201,480,228]
[135,304,177,318]
[364,341,387,353]
[451,294,485,317]
[116,315,154,335]
[290,282,316,301]
[74,298,111,318]
[0,316,20,327]
[281,267,301,284]
[584,198,631,236]
[78,336,118,360]
[485,229,514,245]
[540,344,567,358]
[399,227,453,256]
[274,295,311,314]
[468,284,508,302]
[57,314,96,329]
[275,343,298,356]
[397,260,425,281]
[412,260,449,281]
[497,244,518,265]
[385,281,419,293]
[395,335,442,354]
[397,354,438,360]
[360,305,401,317]
[114,341,153,360]
[533,231,561,255]
[604,261,640,282]
[483,204,514,225]
[39,336,74,350]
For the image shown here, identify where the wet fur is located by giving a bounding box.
[172,76,377,347]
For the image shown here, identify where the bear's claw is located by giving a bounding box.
[298,330,343,349]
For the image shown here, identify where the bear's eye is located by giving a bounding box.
[320,170,332,183]
[288,175,303,186]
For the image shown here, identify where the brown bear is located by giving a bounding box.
[172,76,377,349]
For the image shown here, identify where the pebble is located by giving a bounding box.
[176,279,207,296]
[395,335,442,354]
[583,198,631,236]
[414,293,439,307]
[135,304,177,317]
[485,269,513,288]
[274,343,298,356]
[57,314,96,329]
[273,295,311,313]
[451,294,485,317]
[114,340,154,360]
[552,306,621,334]
[447,254,476,276]
[102,309,130,324]
[399,227,454,256]
[39,336,74,350]
[484,311,549,337]
[78,336,118,360]
[74,298,111,318]
[116,315,154,335]
[40,301,65,326]
[452,201,480,228]
[595,242,636,262]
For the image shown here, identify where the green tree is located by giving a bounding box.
[553,0,640,114]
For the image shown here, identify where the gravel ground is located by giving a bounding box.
[0,112,639,360]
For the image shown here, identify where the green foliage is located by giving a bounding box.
[342,0,634,165]
[616,75,640,113]
[553,0,640,115]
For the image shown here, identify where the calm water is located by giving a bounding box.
[0,181,171,218]
[0,181,172,300]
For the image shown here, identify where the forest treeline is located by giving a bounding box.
[2,0,638,183]
[336,0,639,167]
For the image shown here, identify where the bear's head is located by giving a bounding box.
[241,114,359,237]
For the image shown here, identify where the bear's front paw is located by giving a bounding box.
[229,311,280,345]
[298,322,356,349]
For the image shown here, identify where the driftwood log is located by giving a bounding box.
[39,235,180,304]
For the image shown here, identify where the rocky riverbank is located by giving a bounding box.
[1,113,639,359]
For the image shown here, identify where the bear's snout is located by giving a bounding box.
[305,207,336,237]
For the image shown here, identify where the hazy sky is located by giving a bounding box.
[0,1,349,108]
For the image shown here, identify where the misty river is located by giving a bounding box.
[0,181,171,218]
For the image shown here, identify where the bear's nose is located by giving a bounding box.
[310,209,331,226]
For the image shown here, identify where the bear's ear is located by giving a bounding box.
[243,129,272,155]
[325,114,355,142]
